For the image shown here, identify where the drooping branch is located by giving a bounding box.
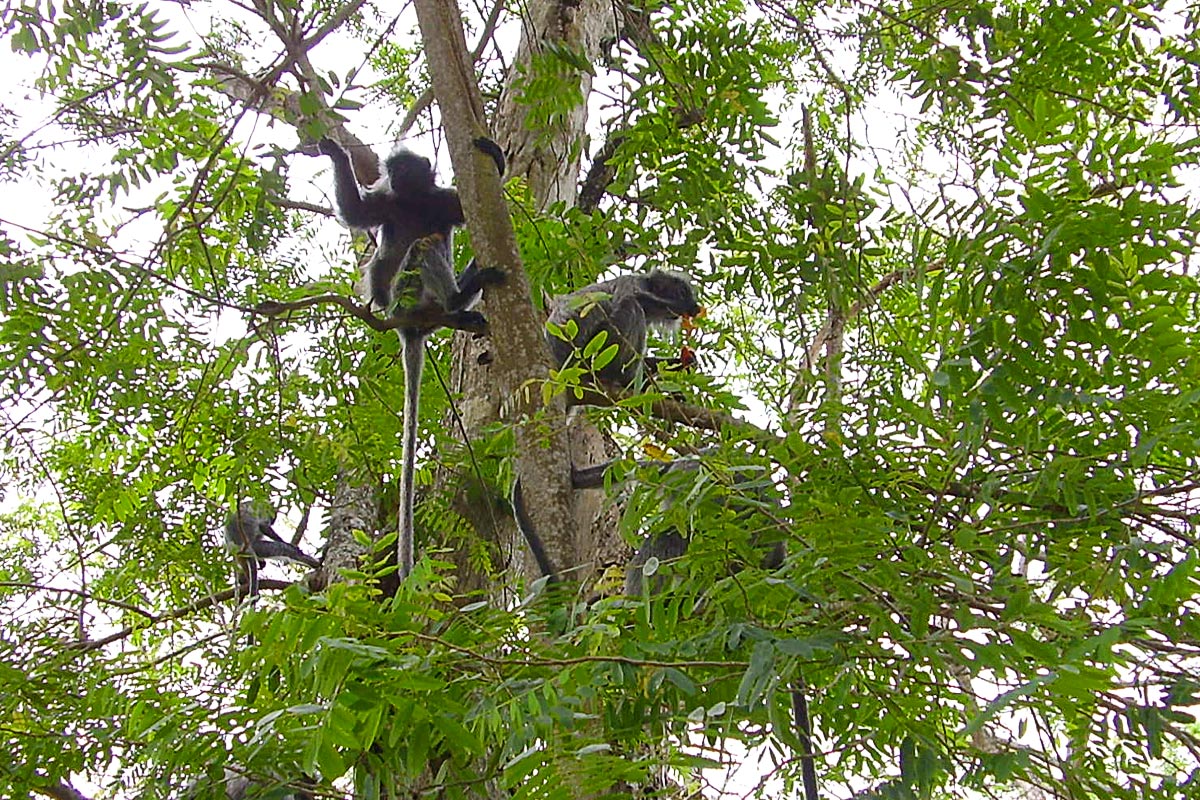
[204,1,384,186]
[0,582,156,620]
[206,62,383,185]
[577,132,627,213]
[578,111,706,213]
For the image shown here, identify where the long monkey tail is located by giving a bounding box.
[792,677,819,800]
[398,330,427,580]
[244,556,260,600]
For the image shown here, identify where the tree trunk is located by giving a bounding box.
[433,0,622,592]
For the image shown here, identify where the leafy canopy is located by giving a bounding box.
[1,1,1198,799]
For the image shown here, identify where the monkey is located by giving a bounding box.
[622,454,786,596]
[224,502,321,598]
[618,453,815,800]
[546,270,703,390]
[317,136,503,316]
[512,267,701,579]
[512,271,700,573]
[179,769,315,800]
[319,136,506,581]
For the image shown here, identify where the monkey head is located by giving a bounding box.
[385,149,436,195]
[640,270,704,323]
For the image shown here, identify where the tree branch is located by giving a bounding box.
[254,293,490,335]
[564,387,775,440]
[577,132,627,213]
[803,266,919,370]
[398,0,508,138]
[0,582,156,620]
[67,579,295,652]
[35,781,92,800]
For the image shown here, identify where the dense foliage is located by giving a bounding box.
[1,1,1198,799]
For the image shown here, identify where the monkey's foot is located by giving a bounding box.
[385,307,489,335]
[447,309,489,333]
[473,136,506,176]
[476,266,506,286]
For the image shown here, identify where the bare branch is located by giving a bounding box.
[577,133,627,213]
[67,579,295,652]
[803,267,919,370]
[563,386,779,443]
[0,582,155,620]
[399,0,509,138]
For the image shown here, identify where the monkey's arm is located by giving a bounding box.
[318,137,390,228]
[255,518,288,543]
[250,537,322,570]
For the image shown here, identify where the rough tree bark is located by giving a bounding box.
[493,0,618,207]
[412,0,612,588]
[431,0,623,590]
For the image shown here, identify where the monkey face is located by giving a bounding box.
[386,150,436,192]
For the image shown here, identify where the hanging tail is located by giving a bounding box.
[398,332,426,579]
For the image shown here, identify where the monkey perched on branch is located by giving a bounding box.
[319,135,506,582]
[546,270,703,390]
[317,136,503,322]
[511,271,704,579]
[623,454,787,596]
[224,502,321,598]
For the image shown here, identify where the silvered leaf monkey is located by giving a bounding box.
[224,502,321,597]
[180,769,315,800]
[620,454,812,800]
[512,271,701,576]
[319,136,506,580]
[623,455,786,596]
[317,136,504,315]
[546,270,703,389]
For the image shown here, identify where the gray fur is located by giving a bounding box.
[224,502,320,597]
[546,270,701,388]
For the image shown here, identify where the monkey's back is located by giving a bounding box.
[546,280,648,386]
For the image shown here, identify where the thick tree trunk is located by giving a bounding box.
[433,0,622,591]
[494,0,618,208]
[314,473,377,590]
